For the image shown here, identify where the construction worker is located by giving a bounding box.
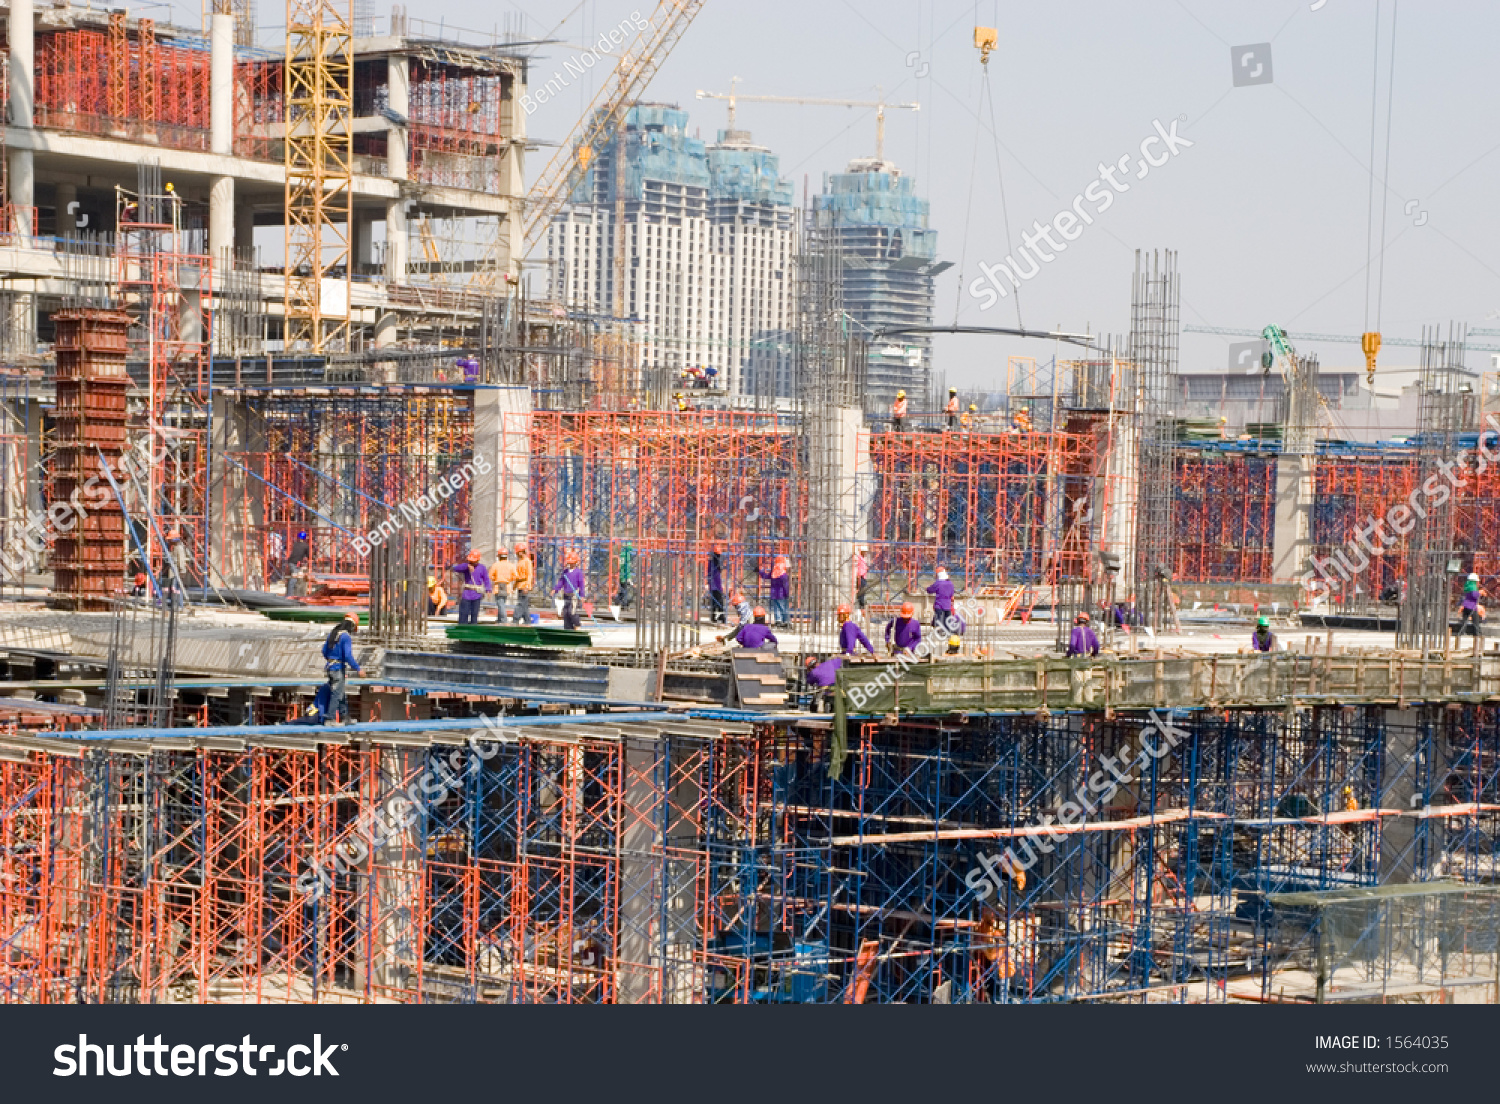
[1251,616,1276,652]
[961,403,978,430]
[760,555,791,627]
[288,529,310,577]
[491,549,516,622]
[129,571,149,598]
[854,546,869,614]
[886,602,922,656]
[320,613,361,725]
[427,574,449,617]
[804,654,843,711]
[1012,407,1032,432]
[945,387,960,429]
[614,541,635,609]
[891,389,908,432]
[731,607,778,650]
[837,604,875,657]
[730,591,752,625]
[926,564,958,632]
[511,543,535,624]
[946,635,963,656]
[449,550,491,625]
[707,543,726,623]
[1458,572,1484,638]
[1066,612,1099,657]
[554,549,586,631]
[675,391,694,413]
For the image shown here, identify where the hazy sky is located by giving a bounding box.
[190,0,1500,388]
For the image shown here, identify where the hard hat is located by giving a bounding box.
[1258,616,1269,627]
[297,530,308,541]
[900,602,915,618]
[134,572,147,585]
[804,655,818,668]
[732,593,745,604]
[752,606,767,620]
[948,636,962,649]
[564,549,580,565]
[1076,612,1090,623]
[1469,572,1480,581]
[897,390,906,398]
[167,529,181,541]
[164,182,174,193]
[427,576,436,587]
[516,543,528,552]
[466,550,481,562]
[949,387,957,394]
[496,549,509,557]
[837,604,851,618]
[675,392,683,398]
[969,404,977,411]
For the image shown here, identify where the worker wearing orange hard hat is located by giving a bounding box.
[837,603,875,657]
[450,550,491,625]
[731,606,778,651]
[886,601,922,655]
[554,549,586,631]
[510,543,535,624]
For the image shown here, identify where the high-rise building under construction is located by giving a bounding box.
[547,105,796,403]
[812,157,949,411]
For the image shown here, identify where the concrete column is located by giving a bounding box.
[210,12,234,156]
[354,210,375,270]
[470,386,531,558]
[209,176,235,265]
[1379,707,1420,884]
[54,182,77,235]
[374,311,398,349]
[806,405,872,620]
[386,54,409,180]
[234,204,255,260]
[209,394,266,588]
[618,734,663,1004]
[1272,454,1314,585]
[7,0,33,241]
[385,199,407,283]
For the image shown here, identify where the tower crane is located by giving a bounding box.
[695,81,919,164]
[472,0,706,303]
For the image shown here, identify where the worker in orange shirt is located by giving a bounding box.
[945,387,960,429]
[491,548,517,621]
[891,390,908,432]
[427,574,449,617]
[510,543,535,624]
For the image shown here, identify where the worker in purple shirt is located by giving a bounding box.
[731,607,778,650]
[450,550,491,625]
[708,544,726,623]
[805,654,844,688]
[1251,616,1277,652]
[553,548,586,631]
[1066,612,1100,657]
[886,602,922,655]
[926,565,956,628]
[837,604,875,656]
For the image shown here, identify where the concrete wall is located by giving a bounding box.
[470,386,531,558]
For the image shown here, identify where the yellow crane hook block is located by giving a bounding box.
[1361,332,1381,385]
[974,26,998,65]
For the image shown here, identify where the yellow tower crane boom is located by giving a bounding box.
[694,84,919,164]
